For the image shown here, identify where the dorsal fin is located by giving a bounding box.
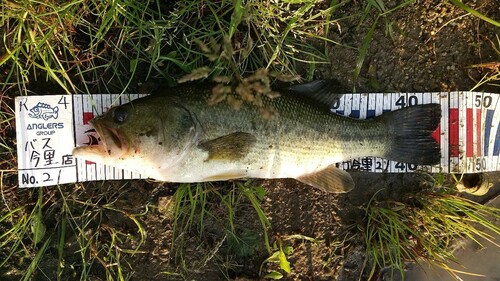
[285,80,345,112]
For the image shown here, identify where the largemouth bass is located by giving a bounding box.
[72,81,441,193]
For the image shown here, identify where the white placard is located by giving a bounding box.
[16,96,76,187]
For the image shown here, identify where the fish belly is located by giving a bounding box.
[159,135,383,182]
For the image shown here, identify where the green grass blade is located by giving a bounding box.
[353,16,378,92]
[448,0,500,27]
[20,236,52,281]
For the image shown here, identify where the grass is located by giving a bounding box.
[470,34,500,91]
[169,0,336,79]
[260,234,318,279]
[0,0,345,96]
[1,0,497,94]
[448,0,500,27]
[361,179,500,280]
[0,95,16,176]
[168,181,322,279]
[166,181,270,278]
[352,0,415,91]
[1,0,175,95]
[0,181,147,281]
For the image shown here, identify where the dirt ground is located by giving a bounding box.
[1,1,499,281]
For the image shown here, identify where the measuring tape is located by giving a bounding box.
[15,91,500,188]
[333,92,499,174]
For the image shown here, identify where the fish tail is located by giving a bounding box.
[379,104,441,165]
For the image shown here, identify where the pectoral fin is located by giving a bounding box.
[198,132,257,161]
[296,165,354,193]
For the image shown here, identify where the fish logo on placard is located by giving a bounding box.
[28,102,59,121]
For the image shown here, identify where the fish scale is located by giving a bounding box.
[175,90,389,180]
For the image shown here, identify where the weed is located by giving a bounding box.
[0,95,16,178]
[0,188,51,281]
[0,0,172,94]
[0,0,342,95]
[261,239,293,280]
[352,0,415,91]
[321,234,351,270]
[168,181,270,278]
[173,0,348,115]
[260,234,318,279]
[171,0,335,81]
[448,0,500,27]
[470,34,500,91]
[361,182,500,280]
[0,181,147,281]
[237,181,270,252]
[61,183,147,280]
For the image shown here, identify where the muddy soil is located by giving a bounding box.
[1,1,499,281]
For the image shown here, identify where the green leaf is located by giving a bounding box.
[265,251,280,263]
[278,249,291,273]
[264,271,283,279]
[254,186,266,200]
[21,237,51,281]
[282,245,294,255]
[31,209,46,244]
[130,59,138,73]
[229,0,244,39]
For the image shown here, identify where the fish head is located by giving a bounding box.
[90,105,133,159]
[29,106,40,115]
[73,96,200,179]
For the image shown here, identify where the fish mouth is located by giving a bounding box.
[92,120,129,158]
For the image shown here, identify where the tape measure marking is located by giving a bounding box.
[334,92,499,174]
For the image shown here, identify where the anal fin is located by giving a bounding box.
[296,164,354,193]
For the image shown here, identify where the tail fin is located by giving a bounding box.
[378,104,441,165]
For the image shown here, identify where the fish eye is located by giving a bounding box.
[112,106,128,124]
